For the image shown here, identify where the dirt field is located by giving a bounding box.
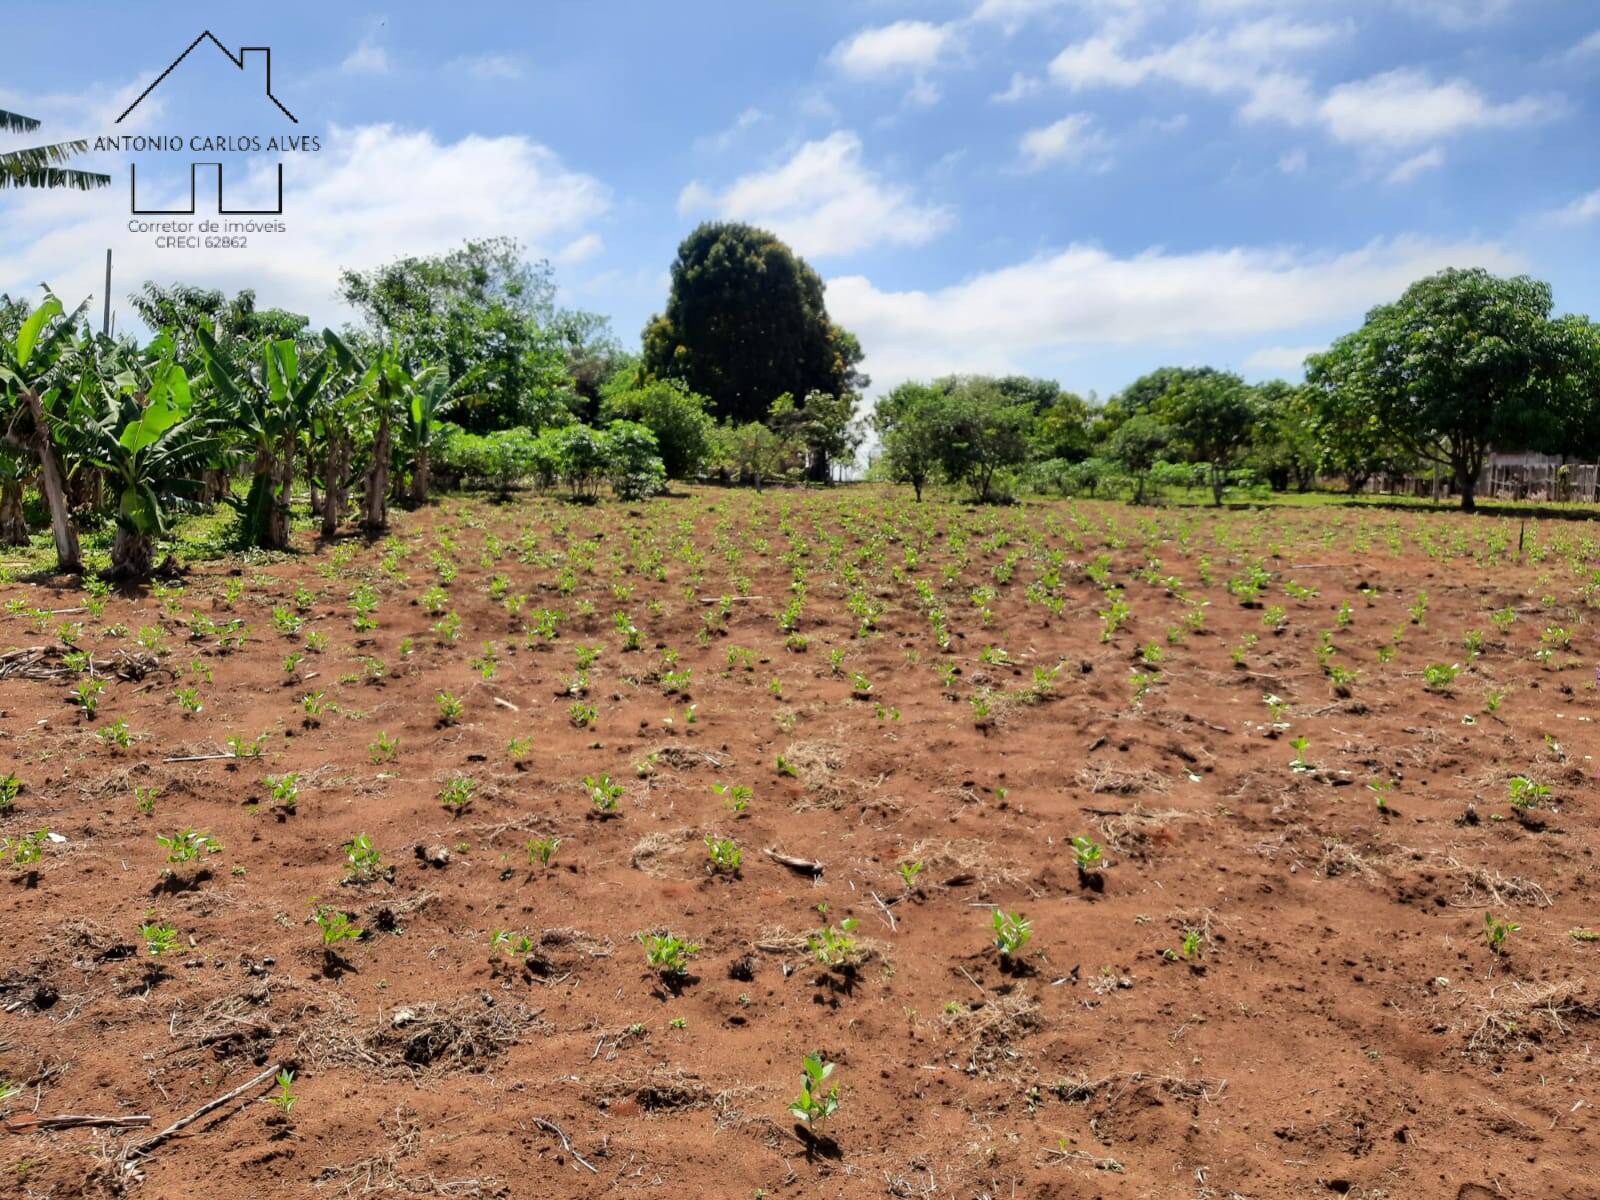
[2,488,1597,1200]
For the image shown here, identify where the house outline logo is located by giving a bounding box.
[118,31,297,125]
[118,31,299,216]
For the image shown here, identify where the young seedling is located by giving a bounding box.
[897,860,924,892]
[157,828,219,865]
[435,691,464,726]
[1423,662,1462,691]
[311,903,364,947]
[1289,736,1314,772]
[265,773,300,811]
[788,1052,841,1127]
[1508,776,1550,810]
[1368,778,1395,812]
[1071,835,1103,873]
[343,833,382,882]
[712,782,752,814]
[141,919,179,957]
[438,776,476,814]
[585,774,623,815]
[3,828,49,867]
[809,919,862,969]
[992,910,1032,959]
[507,735,536,768]
[73,677,107,718]
[267,1069,297,1117]
[705,835,742,874]
[525,836,561,867]
[639,931,700,976]
[1484,913,1519,955]
[368,731,399,764]
[98,719,132,749]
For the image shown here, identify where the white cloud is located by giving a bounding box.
[0,76,167,138]
[1385,146,1445,184]
[970,0,1101,35]
[1243,344,1323,373]
[1547,189,1600,225]
[826,235,1520,392]
[0,124,610,330]
[1403,0,1519,29]
[1048,17,1342,126]
[677,131,953,258]
[449,53,524,81]
[694,107,769,154]
[1045,16,1555,155]
[340,37,390,76]
[1319,69,1553,146]
[992,72,1041,103]
[830,21,955,76]
[1278,147,1308,174]
[556,233,605,264]
[1565,29,1600,59]
[1019,114,1111,169]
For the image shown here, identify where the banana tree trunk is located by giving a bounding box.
[364,413,390,534]
[320,433,346,540]
[21,390,81,572]
[251,433,294,552]
[409,446,430,504]
[0,477,26,546]
[107,524,155,582]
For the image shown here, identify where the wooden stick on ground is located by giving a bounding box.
[763,847,823,877]
[128,1063,279,1159]
[530,1116,598,1173]
[3,1113,151,1132]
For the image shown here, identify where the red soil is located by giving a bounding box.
[2,489,1597,1200]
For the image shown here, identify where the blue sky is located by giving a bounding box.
[2,0,1596,401]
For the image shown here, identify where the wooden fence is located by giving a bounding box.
[1365,461,1600,503]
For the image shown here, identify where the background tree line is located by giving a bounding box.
[5,198,1599,585]
[872,268,1600,512]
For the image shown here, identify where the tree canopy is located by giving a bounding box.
[640,222,865,425]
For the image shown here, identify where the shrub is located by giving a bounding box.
[600,379,714,480]
[603,420,667,499]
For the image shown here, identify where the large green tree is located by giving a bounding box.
[1320,268,1579,511]
[1107,413,1170,504]
[641,223,865,425]
[1157,371,1258,505]
[338,238,577,433]
[1247,380,1319,493]
[929,377,1033,503]
[872,382,947,501]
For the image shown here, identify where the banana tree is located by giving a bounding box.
[0,446,30,546]
[305,330,374,539]
[75,336,224,580]
[323,334,413,534]
[0,295,88,571]
[197,326,327,551]
[399,363,476,504]
[1,109,110,192]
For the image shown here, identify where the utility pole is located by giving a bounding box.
[102,249,112,337]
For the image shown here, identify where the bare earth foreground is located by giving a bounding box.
[2,487,1597,1200]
